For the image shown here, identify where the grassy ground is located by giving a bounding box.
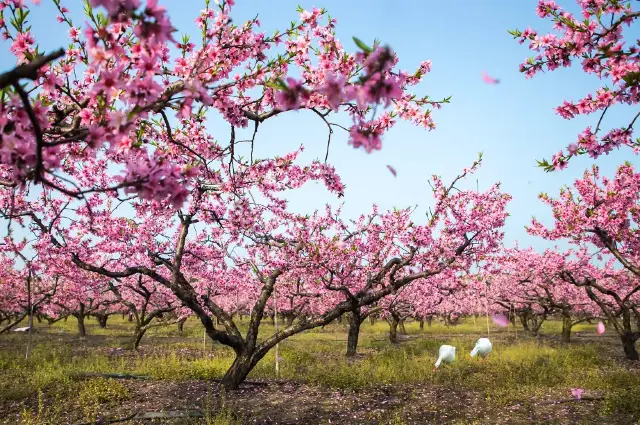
[0,316,639,424]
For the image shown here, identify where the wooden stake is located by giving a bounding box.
[274,285,280,378]
[26,270,33,360]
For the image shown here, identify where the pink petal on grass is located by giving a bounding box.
[597,321,605,335]
[387,165,397,177]
[491,314,510,327]
[571,388,584,399]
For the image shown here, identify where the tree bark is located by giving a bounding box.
[221,351,263,391]
[76,314,86,338]
[530,314,547,336]
[132,327,147,350]
[561,312,573,344]
[346,311,362,357]
[519,312,530,332]
[419,318,424,330]
[0,312,27,334]
[96,314,108,329]
[285,314,294,327]
[621,331,639,360]
[530,315,539,335]
[427,316,433,327]
[389,318,398,343]
[398,319,407,334]
[177,317,186,333]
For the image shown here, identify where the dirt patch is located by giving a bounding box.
[1,378,628,425]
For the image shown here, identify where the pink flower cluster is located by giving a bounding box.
[512,0,640,170]
[0,1,445,204]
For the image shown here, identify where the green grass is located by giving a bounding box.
[1,315,638,424]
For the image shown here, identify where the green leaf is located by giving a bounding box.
[507,28,522,38]
[352,36,372,54]
[622,71,640,86]
[265,78,288,91]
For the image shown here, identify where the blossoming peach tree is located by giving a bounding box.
[511,0,640,171]
[0,0,512,391]
[529,163,640,358]
[0,0,446,200]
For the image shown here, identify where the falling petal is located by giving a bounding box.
[387,165,397,177]
[491,314,510,327]
[481,71,500,85]
[570,388,584,399]
[597,321,605,335]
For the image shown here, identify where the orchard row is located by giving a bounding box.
[0,0,638,391]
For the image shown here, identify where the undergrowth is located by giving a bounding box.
[1,317,638,424]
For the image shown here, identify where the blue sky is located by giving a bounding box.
[1,0,638,251]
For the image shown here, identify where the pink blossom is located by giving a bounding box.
[481,71,500,84]
[317,73,346,110]
[275,78,309,111]
[491,314,510,327]
[570,388,584,399]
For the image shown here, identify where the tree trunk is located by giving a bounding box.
[35,315,42,323]
[76,314,86,338]
[177,317,186,333]
[369,315,375,325]
[336,315,343,324]
[132,326,147,350]
[519,312,530,332]
[128,313,134,322]
[419,319,424,330]
[26,308,34,360]
[531,315,546,336]
[389,318,398,343]
[399,319,407,334]
[530,315,539,335]
[561,313,572,344]
[427,316,433,327]
[285,314,294,327]
[0,312,27,334]
[96,314,108,329]
[621,332,639,360]
[221,351,261,391]
[346,311,362,357]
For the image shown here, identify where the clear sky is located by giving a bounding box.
[1,0,638,251]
